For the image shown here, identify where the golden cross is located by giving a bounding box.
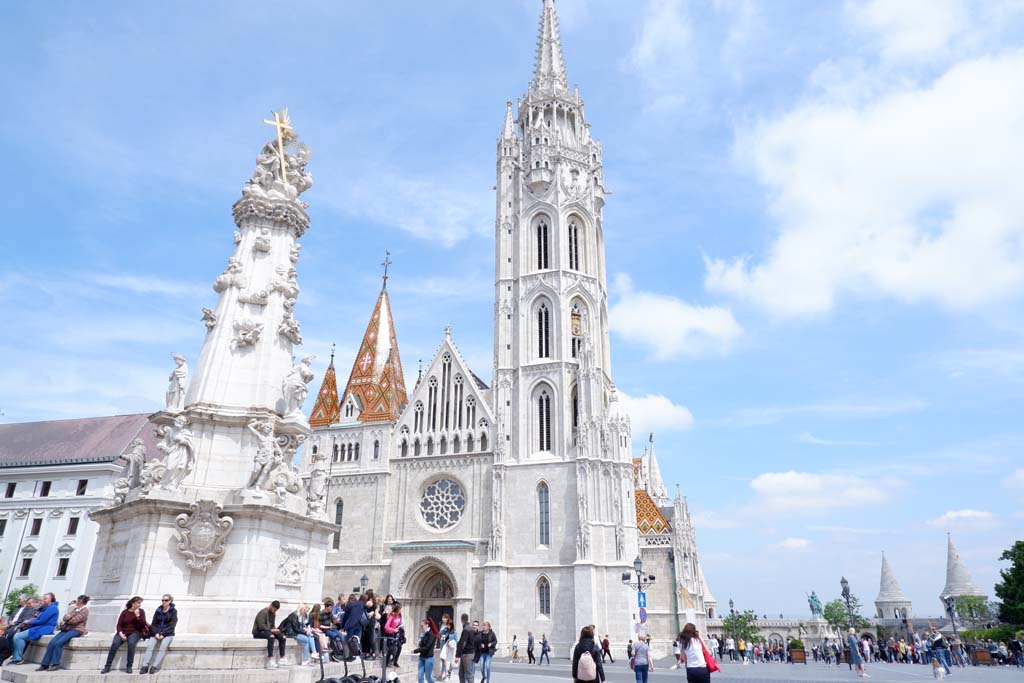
[262,109,293,179]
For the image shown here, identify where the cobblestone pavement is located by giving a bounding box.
[482,657,1024,682]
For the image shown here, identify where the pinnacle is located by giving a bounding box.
[532,0,569,93]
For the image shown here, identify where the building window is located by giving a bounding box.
[0,519,6,537]
[76,479,88,496]
[67,517,80,536]
[537,390,552,452]
[333,443,340,462]
[480,432,488,451]
[568,220,581,271]
[29,518,42,536]
[333,500,344,550]
[354,443,360,461]
[537,303,551,358]
[536,219,550,270]
[312,445,318,455]
[4,483,14,498]
[414,439,422,457]
[466,434,474,452]
[56,557,70,578]
[39,481,52,497]
[538,577,551,616]
[571,386,579,431]
[538,483,550,546]
[373,440,380,460]
[401,440,409,457]
[19,558,31,577]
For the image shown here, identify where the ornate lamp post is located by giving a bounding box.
[943,596,959,640]
[360,574,369,592]
[621,555,656,592]
[840,576,854,630]
[729,599,735,616]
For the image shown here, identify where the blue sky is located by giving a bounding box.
[2,0,1022,618]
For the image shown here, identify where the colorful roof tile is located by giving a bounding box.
[341,287,408,423]
[635,488,672,536]
[309,354,340,428]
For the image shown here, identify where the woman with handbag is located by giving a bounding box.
[630,635,653,683]
[677,622,720,682]
[37,595,89,671]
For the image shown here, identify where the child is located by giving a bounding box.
[931,654,946,679]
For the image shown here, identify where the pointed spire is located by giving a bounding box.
[941,533,985,599]
[532,0,569,93]
[876,552,909,604]
[501,99,515,139]
[309,355,340,428]
[340,285,408,423]
[646,432,671,506]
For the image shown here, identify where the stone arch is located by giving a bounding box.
[396,556,460,601]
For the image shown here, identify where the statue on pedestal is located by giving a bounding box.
[245,419,282,491]
[808,591,823,617]
[282,355,315,417]
[165,354,188,412]
[305,449,328,517]
[121,437,147,488]
[156,415,195,491]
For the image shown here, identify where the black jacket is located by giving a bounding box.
[477,630,497,657]
[339,601,365,634]
[414,630,437,659]
[150,604,178,637]
[455,626,477,658]
[572,638,606,682]
[279,612,303,638]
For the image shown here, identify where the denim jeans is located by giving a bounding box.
[633,662,650,683]
[104,632,142,670]
[294,634,317,658]
[140,635,174,669]
[41,630,81,667]
[936,649,952,674]
[418,655,435,683]
[10,630,32,662]
[478,653,493,680]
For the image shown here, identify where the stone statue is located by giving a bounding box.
[232,318,264,347]
[213,257,247,292]
[253,228,272,253]
[241,111,313,203]
[278,315,303,345]
[165,354,188,412]
[490,523,504,560]
[282,355,315,416]
[245,419,281,491]
[808,591,823,617]
[121,437,147,488]
[615,524,625,561]
[233,230,242,245]
[305,449,328,516]
[201,307,218,331]
[271,265,300,299]
[156,415,195,491]
[289,243,301,264]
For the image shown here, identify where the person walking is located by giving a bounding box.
[602,634,614,663]
[455,615,476,683]
[139,593,177,674]
[414,617,438,683]
[511,634,521,663]
[540,634,551,665]
[252,600,288,670]
[678,623,718,683]
[36,595,89,672]
[847,628,867,678]
[477,621,497,683]
[572,625,606,683]
[9,592,58,666]
[101,596,148,674]
[439,614,455,680]
[725,636,736,662]
[930,627,951,675]
[632,634,654,683]
[527,631,536,664]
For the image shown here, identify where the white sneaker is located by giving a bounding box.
[278,657,291,667]
[265,658,277,670]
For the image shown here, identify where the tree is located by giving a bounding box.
[721,610,760,643]
[954,595,992,629]
[995,540,1024,626]
[3,584,38,619]
[823,597,870,631]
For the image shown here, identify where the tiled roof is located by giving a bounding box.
[341,288,408,423]
[309,359,340,428]
[0,413,156,468]
[635,488,672,536]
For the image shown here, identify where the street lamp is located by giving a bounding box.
[360,574,369,591]
[621,555,656,592]
[840,576,854,630]
[729,599,735,616]
[943,596,959,640]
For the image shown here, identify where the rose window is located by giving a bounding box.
[420,478,466,530]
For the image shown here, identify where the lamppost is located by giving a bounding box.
[943,596,959,640]
[360,574,369,593]
[621,555,656,593]
[729,599,735,616]
[840,577,855,629]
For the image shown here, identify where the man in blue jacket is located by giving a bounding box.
[10,593,58,665]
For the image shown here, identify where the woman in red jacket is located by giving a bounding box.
[101,596,149,674]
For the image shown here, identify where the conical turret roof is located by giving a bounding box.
[501,99,515,139]
[309,350,340,428]
[876,552,909,603]
[531,0,569,93]
[941,533,985,599]
[341,286,408,423]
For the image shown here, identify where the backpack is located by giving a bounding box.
[578,649,598,681]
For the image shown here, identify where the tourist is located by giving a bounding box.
[36,595,89,671]
[0,596,38,664]
[140,593,177,674]
[725,635,736,662]
[707,635,719,663]
[511,634,520,662]
[627,638,634,660]
[363,591,379,659]
[678,623,716,683]
[414,616,438,683]
[846,628,867,678]
[930,627,951,675]
[540,633,551,664]
[384,602,404,668]
[602,634,614,663]
[281,603,316,666]
[309,603,330,656]
[101,595,147,674]
[438,613,454,678]
[252,600,288,670]
[738,637,747,664]
[527,631,536,664]
[9,592,58,666]
[1008,634,1023,667]
[332,594,346,623]
[477,621,497,683]
[671,638,681,669]
[321,597,342,647]
[632,634,653,683]
[572,625,605,683]
[455,614,476,683]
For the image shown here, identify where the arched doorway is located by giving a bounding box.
[397,558,458,636]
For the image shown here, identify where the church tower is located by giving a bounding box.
[490,0,637,640]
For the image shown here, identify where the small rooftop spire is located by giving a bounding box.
[329,342,336,367]
[380,250,392,290]
[501,99,515,139]
[532,0,569,93]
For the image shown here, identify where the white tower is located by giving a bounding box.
[489,0,637,641]
[875,552,913,619]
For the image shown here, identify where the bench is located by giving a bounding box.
[974,649,995,666]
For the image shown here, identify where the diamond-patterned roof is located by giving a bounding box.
[635,488,672,536]
[309,358,340,428]
[341,288,407,423]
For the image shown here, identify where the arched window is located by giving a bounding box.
[332,499,344,550]
[311,444,318,455]
[467,434,474,452]
[414,439,421,457]
[537,576,551,617]
[354,443,360,461]
[332,443,339,462]
[401,440,408,458]
[480,432,488,451]
[347,444,354,462]
[537,303,551,358]
[568,219,581,271]
[537,390,552,452]
[536,219,550,270]
[427,437,434,456]
[373,440,380,460]
[439,436,447,455]
[466,396,476,428]
[538,483,550,546]
[570,301,584,358]
[571,385,579,432]
[414,401,424,433]
[428,378,439,432]
[453,435,461,454]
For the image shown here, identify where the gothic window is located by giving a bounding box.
[354,443,360,461]
[414,401,424,433]
[466,396,476,428]
[453,435,461,454]
[538,482,550,546]
[373,440,380,460]
[441,356,452,430]
[568,220,580,271]
[571,385,579,431]
[454,374,464,430]
[537,577,551,616]
[419,478,467,530]
[332,499,344,550]
[427,437,434,456]
[428,377,439,431]
[332,443,339,462]
[480,432,488,451]
[439,436,447,455]
[537,390,552,452]
[311,444,318,455]
[536,219,550,270]
[571,302,584,358]
[414,439,421,457]
[467,434,474,452]
[537,303,551,358]
[401,440,409,458]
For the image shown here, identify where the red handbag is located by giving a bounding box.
[700,637,721,673]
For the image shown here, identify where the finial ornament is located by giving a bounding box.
[381,250,392,289]
[329,342,336,367]
[262,109,294,180]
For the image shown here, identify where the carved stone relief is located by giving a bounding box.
[276,543,306,586]
[174,499,234,572]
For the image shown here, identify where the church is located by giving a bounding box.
[301,0,715,650]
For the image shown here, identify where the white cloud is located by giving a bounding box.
[707,52,1024,317]
[846,0,968,62]
[88,273,209,299]
[774,537,812,550]
[935,348,1024,382]
[1002,469,1024,492]
[927,509,996,529]
[749,470,899,514]
[610,273,741,359]
[808,524,882,535]
[797,431,878,447]
[724,398,925,426]
[624,0,692,110]
[617,390,695,435]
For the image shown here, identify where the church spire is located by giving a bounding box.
[309,346,340,428]
[501,99,515,140]
[941,533,985,600]
[532,0,569,93]
[340,282,408,423]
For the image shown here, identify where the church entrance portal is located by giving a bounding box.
[399,560,458,640]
